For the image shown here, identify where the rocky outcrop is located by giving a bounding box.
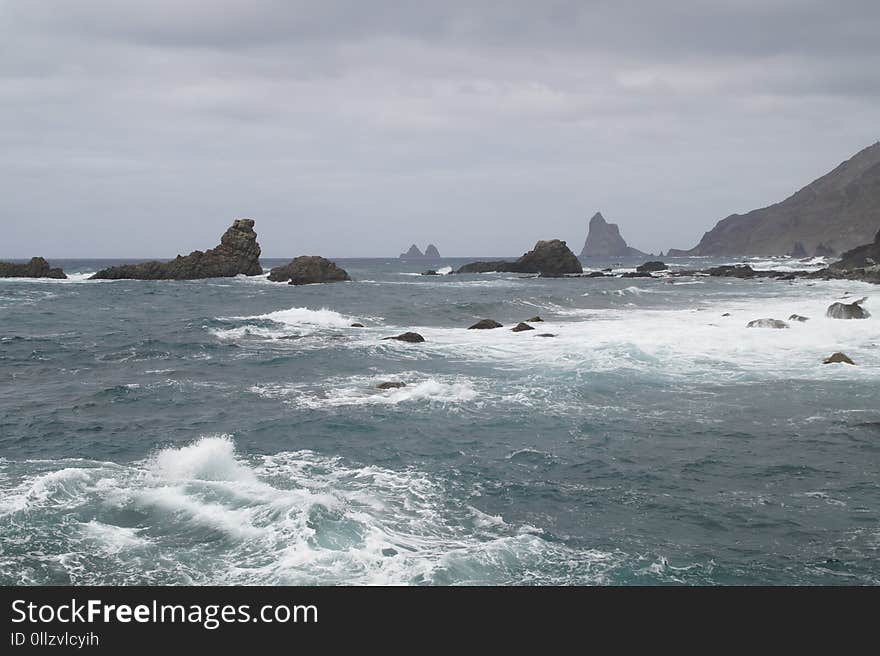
[382,332,425,343]
[511,322,534,332]
[399,244,441,259]
[830,228,880,271]
[424,244,441,258]
[826,298,870,319]
[527,316,543,322]
[580,212,646,257]
[0,257,66,279]
[789,242,808,258]
[788,314,809,322]
[747,318,789,329]
[636,261,668,273]
[376,382,407,389]
[268,256,351,285]
[823,352,855,365]
[671,142,880,256]
[468,319,503,330]
[91,219,262,280]
[456,240,582,276]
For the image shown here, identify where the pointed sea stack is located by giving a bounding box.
[90,219,262,280]
[0,257,67,279]
[580,212,646,257]
[399,245,424,259]
[424,244,441,258]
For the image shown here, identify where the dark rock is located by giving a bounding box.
[826,297,871,319]
[586,271,608,277]
[268,256,351,285]
[778,274,796,281]
[706,265,756,278]
[457,239,582,276]
[424,244,441,258]
[636,261,668,273]
[91,219,262,280]
[823,352,855,365]
[527,316,544,322]
[0,257,66,279]
[580,212,646,257]
[814,242,836,257]
[468,319,503,330]
[536,333,557,338]
[351,323,365,328]
[400,244,424,259]
[455,259,514,274]
[830,228,880,271]
[721,313,731,317]
[382,332,425,343]
[622,271,652,278]
[376,382,407,389]
[421,270,440,276]
[788,314,809,322]
[746,318,789,329]
[511,322,534,332]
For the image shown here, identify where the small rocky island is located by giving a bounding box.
[400,244,441,259]
[456,239,583,277]
[90,219,263,280]
[268,256,351,285]
[0,257,67,279]
[580,212,646,257]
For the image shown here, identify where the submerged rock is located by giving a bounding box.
[421,270,440,276]
[268,256,351,285]
[536,333,557,338]
[747,318,789,329]
[350,323,365,328]
[527,316,544,322]
[826,297,870,319]
[511,322,535,332]
[823,352,855,365]
[376,382,407,389]
[788,314,809,322]
[468,319,503,330]
[382,332,425,343]
[91,219,262,280]
[0,257,66,279]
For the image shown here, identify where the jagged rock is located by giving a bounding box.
[831,229,880,271]
[814,242,836,257]
[351,323,365,328]
[376,382,407,389]
[268,256,351,285]
[826,297,870,319]
[527,316,544,322]
[456,239,581,276]
[823,352,855,365]
[0,257,66,279]
[789,242,808,258]
[580,212,646,257]
[382,332,425,343]
[424,244,441,257]
[511,322,534,332]
[400,245,424,259]
[788,314,809,322]
[468,319,503,330]
[747,318,789,329]
[91,219,262,280]
[636,261,668,273]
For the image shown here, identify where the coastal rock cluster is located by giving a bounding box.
[0,257,66,279]
[90,219,263,280]
[268,256,351,285]
[456,239,582,277]
[400,244,441,259]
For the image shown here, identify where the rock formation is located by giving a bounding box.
[468,319,503,330]
[456,240,582,276]
[376,382,407,389]
[91,219,262,280]
[671,142,880,256]
[747,318,789,329]
[511,322,534,332]
[400,245,424,259]
[268,256,351,285]
[636,261,668,273]
[580,212,646,257]
[0,257,66,279]
[830,228,880,271]
[826,298,870,319]
[424,244,441,258]
[382,332,425,343]
[823,352,855,365]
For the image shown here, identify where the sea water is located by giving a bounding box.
[1,256,878,584]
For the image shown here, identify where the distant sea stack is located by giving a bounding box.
[90,219,262,280]
[0,257,66,279]
[456,239,582,276]
[671,142,880,257]
[399,244,441,259]
[268,256,351,285]
[580,212,646,257]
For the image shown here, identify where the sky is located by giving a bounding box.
[1,1,878,258]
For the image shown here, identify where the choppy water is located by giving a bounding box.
[1,256,878,585]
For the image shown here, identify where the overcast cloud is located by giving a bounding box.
[1,0,878,257]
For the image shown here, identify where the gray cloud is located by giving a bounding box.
[1,0,878,257]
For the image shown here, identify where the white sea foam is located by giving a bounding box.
[0,436,618,585]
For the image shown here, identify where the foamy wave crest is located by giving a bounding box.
[211,306,367,341]
[0,437,618,585]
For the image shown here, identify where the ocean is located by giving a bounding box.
[1,256,878,585]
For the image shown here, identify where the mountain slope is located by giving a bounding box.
[676,142,880,256]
